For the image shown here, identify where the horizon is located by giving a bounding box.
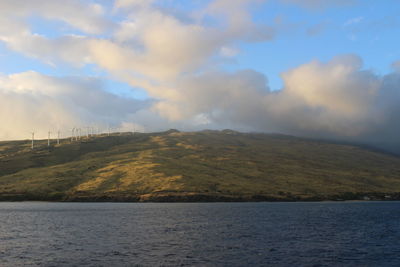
[1,0,399,152]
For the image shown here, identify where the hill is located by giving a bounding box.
[0,130,400,202]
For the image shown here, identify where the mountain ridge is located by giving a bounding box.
[0,130,400,202]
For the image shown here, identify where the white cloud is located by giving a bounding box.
[0,0,111,34]
[0,71,148,140]
[115,0,156,9]
[146,55,400,148]
[0,0,274,83]
[274,55,382,136]
[220,46,240,57]
[344,16,364,26]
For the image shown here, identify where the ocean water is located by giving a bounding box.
[0,202,399,266]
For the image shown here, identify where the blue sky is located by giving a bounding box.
[1,0,399,92]
[0,0,399,145]
[233,0,400,90]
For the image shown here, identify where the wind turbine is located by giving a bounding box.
[31,132,35,150]
[71,127,75,142]
[74,127,79,141]
[48,131,51,147]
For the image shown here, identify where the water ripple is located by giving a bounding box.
[0,202,400,266]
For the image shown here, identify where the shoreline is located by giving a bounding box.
[1,192,399,203]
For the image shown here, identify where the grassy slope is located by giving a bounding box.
[0,130,400,201]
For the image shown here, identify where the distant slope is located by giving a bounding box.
[1,130,400,201]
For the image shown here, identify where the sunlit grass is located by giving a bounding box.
[0,131,399,201]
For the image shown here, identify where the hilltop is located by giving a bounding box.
[0,130,400,202]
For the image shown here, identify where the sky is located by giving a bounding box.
[0,0,400,151]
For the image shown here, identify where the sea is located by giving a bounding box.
[0,201,399,266]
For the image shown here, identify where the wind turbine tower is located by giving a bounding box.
[57,130,60,145]
[48,131,51,147]
[31,132,35,150]
[71,128,75,142]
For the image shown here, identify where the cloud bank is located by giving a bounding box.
[0,71,148,139]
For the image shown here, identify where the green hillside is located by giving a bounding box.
[0,130,400,201]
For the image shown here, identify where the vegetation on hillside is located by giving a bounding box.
[0,130,400,201]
